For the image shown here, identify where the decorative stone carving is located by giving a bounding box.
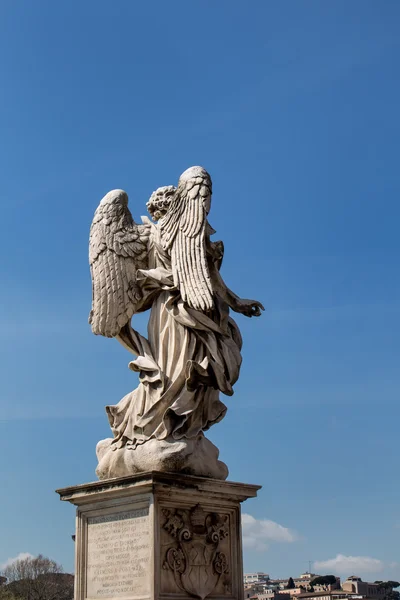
[162,505,230,599]
[89,167,264,480]
[57,472,260,600]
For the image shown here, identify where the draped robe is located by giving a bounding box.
[106,222,242,449]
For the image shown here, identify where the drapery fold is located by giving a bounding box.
[105,229,242,451]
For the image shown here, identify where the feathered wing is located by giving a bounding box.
[89,190,150,337]
[160,175,213,311]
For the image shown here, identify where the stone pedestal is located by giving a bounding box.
[57,472,260,600]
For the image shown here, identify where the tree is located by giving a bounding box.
[0,589,22,600]
[374,583,400,600]
[381,591,400,600]
[286,578,295,590]
[311,576,337,588]
[1,555,73,600]
[376,583,400,593]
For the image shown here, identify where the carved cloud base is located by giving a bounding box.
[96,434,229,481]
[57,472,260,600]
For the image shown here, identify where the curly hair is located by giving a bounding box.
[146,185,177,221]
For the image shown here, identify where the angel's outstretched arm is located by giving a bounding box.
[209,259,264,318]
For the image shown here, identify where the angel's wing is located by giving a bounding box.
[160,166,213,311]
[89,189,150,337]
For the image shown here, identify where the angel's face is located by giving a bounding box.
[150,205,165,221]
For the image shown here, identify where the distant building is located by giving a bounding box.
[245,584,269,599]
[297,591,363,600]
[299,574,319,583]
[342,577,387,599]
[256,593,291,600]
[246,572,349,600]
[279,589,306,598]
[246,573,392,600]
[270,574,320,591]
[314,581,341,593]
[269,579,294,590]
[245,574,270,585]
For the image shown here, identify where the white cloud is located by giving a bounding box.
[314,554,384,575]
[242,513,297,552]
[1,553,35,570]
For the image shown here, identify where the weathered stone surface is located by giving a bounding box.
[88,167,264,480]
[161,505,231,599]
[86,507,150,598]
[96,434,228,481]
[57,472,261,600]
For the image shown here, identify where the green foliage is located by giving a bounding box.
[376,582,400,591]
[286,578,295,590]
[311,576,337,587]
[382,591,400,600]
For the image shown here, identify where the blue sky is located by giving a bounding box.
[1,0,400,582]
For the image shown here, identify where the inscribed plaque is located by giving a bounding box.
[86,507,150,598]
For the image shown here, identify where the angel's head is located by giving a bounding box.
[178,166,212,214]
[147,185,176,221]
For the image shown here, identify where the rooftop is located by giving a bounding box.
[298,592,361,599]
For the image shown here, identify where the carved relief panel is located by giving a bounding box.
[160,504,232,599]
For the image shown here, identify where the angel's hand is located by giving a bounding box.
[236,299,265,317]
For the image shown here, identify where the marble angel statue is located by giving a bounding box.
[89,166,264,480]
